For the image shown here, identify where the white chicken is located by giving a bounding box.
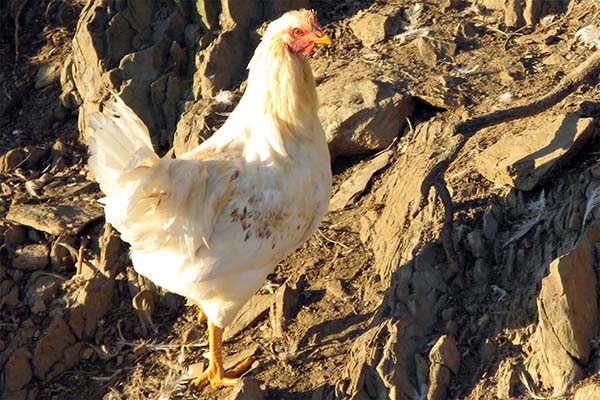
[86,9,332,388]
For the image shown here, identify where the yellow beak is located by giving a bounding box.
[313,34,333,45]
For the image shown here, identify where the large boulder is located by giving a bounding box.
[318,65,414,160]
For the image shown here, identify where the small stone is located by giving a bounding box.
[482,208,499,240]
[64,342,83,369]
[13,244,49,271]
[4,225,26,250]
[81,347,94,360]
[35,61,62,89]
[466,230,487,258]
[349,9,403,47]
[325,279,347,299]
[31,299,47,314]
[429,334,460,374]
[32,315,76,380]
[445,320,458,336]
[415,36,456,67]
[3,286,19,308]
[427,363,451,400]
[0,148,27,173]
[224,294,275,341]
[182,325,202,343]
[441,308,454,322]
[504,0,525,28]
[6,348,32,392]
[12,269,24,283]
[473,259,490,285]
[524,0,543,25]
[227,377,264,400]
[329,151,392,211]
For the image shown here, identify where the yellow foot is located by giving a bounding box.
[191,356,257,389]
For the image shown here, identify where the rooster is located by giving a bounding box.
[86,9,332,388]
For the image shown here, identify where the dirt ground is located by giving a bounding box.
[2,0,600,399]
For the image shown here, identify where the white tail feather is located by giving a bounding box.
[87,95,159,197]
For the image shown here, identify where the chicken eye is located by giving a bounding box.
[293,28,305,36]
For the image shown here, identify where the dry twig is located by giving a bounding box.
[14,0,28,62]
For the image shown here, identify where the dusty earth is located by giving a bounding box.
[2,0,600,399]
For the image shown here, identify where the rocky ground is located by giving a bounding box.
[1,0,600,399]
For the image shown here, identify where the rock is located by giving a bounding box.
[182,325,202,343]
[193,27,252,98]
[429,335,460,374]
[482,208,499,240]
[496,360,521,399]
[223,343,259,371]
[106,12,136,64]
[505,0,525,28]
[6,202,103,236]
[524,0,543,25]
[1,285,19,308]
[98,224,126,278]
[4,225,26,250]
[221,0,265,29]
[195,0,220,29]
[270,283,299,338]
[26,273,59,307]
[329,150,392,211]
[325,279,347,300]
[3,389,27,400]
[466,229,486,258]
[6,348,32,392]
[574,382,600,400]
[415,36,457,67]
[224,294,274,341]
[427,363,451,400]
[35,61,62,89]
[427,335,459,400]
[475,113,597,191]
[318,70,414,159]
[527,221,600,395]
[69,275,115,339]
[349,9,403,47]
[0,148,27,173]
[32,315,77,380]
[13,244,49,271]
[227,377,264,400]
[119,37,170,82]
[481,0,504,10]
[473,259,490,285]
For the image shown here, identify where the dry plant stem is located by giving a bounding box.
[433,178,462,286]
[14,0,28,61]
[421,49,600,268]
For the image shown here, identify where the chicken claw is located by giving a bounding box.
[190,321,257,388]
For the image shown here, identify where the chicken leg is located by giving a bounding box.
[197,308,207,324]
[191,321,256,388]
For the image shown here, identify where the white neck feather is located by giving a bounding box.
[221,33,322,159]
